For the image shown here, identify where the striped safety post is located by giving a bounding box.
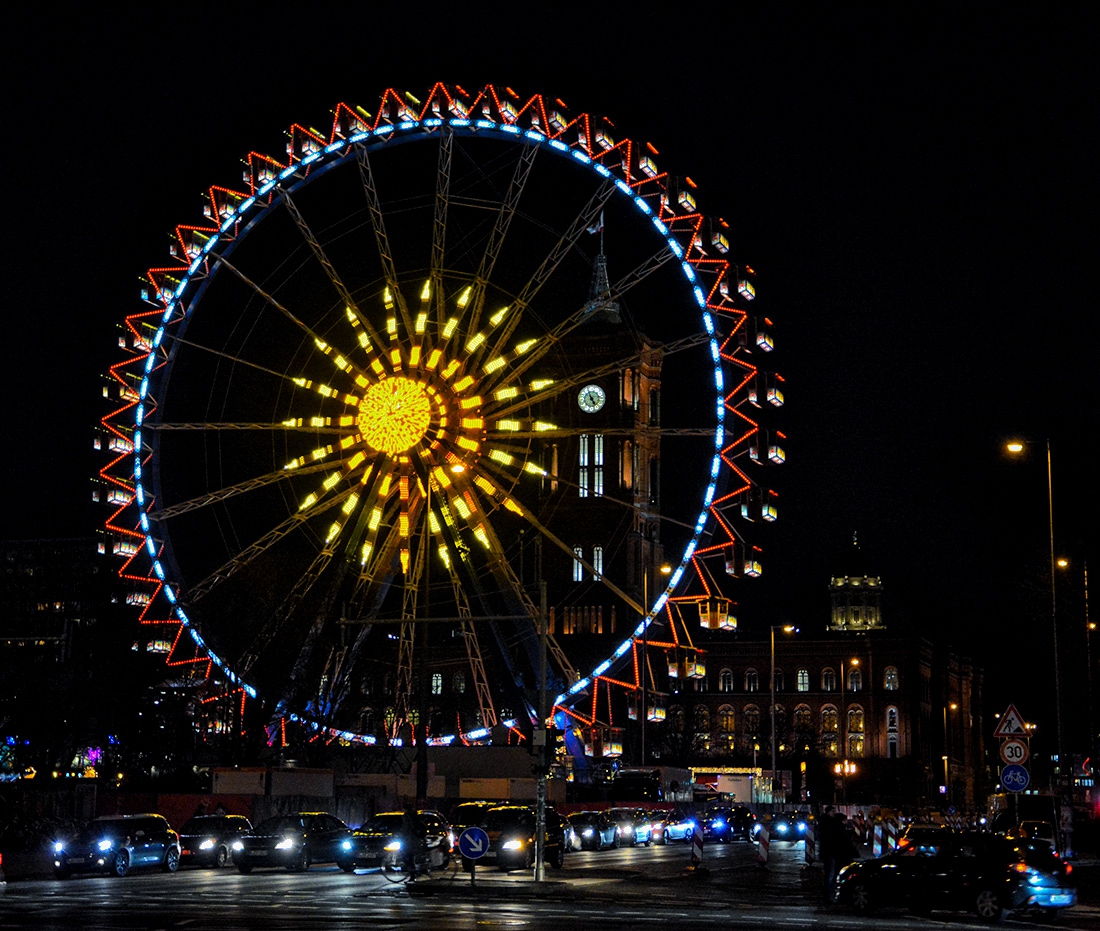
[690,821,704,867]
[804,820,816,864]
[872,821,885,857]
[756,824,770,867]
[885,818,899,853]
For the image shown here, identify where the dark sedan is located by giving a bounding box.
[481,805,566,870]
[336,809,453,872]
[232,812,351,873]
[179,814,253,868]
[837,830,1075,921]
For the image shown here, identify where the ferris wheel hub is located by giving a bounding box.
[357,377,433,454]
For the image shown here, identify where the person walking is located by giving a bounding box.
[818,806,844,905]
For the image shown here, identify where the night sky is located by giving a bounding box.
[4,8,1096,735]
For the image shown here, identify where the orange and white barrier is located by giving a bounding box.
[872,819,898,857]
[804,821,816,864]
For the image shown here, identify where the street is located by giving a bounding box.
[3,836,1098,930]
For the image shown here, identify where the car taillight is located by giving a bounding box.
[1064,863,1073,875]
[1012,862,1029,874]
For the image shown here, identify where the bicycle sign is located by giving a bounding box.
[1000,739,1029,766]
[1001,763,1030,793]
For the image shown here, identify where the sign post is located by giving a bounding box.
[457,827,489,888]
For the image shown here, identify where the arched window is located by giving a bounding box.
[796,668,810,692]
[774,704,788,750]
[668,705,686,733]
[719,668,734,693]
[718,704,736,753]
[821,705,839,757]
[822,668,837,692]
[848,668,863,692]
[572,545,584,582]
[884,666,899,691]
[431,672,442,695]
[793,704,812,731]
[453,671,466,694]
[743,704,761,738]
[693,704,711,751]
[773,668,785,692]
[847,707,865,758]
[886,705,899,759]
[745,668,759,692]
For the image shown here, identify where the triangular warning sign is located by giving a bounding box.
[994,704,1028,738]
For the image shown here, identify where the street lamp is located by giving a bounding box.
[1006,438,1063,786]
[770,624,797,803]
[834,759,857,805]
[943,702,957,802]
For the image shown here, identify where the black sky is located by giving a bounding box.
[3,6,1096,727]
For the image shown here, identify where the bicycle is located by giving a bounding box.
[380,840,460,884]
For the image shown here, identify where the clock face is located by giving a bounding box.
[578,384,606,413]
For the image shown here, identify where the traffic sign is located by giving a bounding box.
[993,704,1028,738]
[1000,738,1029,766]
[457,826,489,859]
[1000,763,1030,793]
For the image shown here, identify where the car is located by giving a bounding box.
[480,805,566,870]
[231,812,351,873]
[836,830,1076,922]
[606,807,651,846]
[662,810,699,843]
[178,814,253,868]
[704,806,758,843]
[336,809,453,872]
[768,811,809,843]
[569,811,619,850]
[449,801,497,835]
[53,813,180,878]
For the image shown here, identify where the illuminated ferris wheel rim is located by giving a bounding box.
[128,91,736,738]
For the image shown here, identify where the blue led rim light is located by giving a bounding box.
[129,97,737,739]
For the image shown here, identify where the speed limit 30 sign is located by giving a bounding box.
[1000,738,1029,765]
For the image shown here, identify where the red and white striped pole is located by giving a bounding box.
[804,820,815,865]
[756,824,770,867]
[690,820,704,868]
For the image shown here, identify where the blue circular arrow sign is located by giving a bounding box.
[458,826,490,859]
[1001,763,1030,793]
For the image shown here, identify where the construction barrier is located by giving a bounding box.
[804,820,816,864]
[757,824,770,866]
[872,818,899,857]
[690,822,704,867]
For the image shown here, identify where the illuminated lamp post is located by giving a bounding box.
[770,624,796,802]
[834,759,856,805]
[1006,439,1064,787]
[943,702,957,803]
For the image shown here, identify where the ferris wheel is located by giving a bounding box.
[98,84,783,756]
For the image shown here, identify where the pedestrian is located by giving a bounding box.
[818,806,845,905]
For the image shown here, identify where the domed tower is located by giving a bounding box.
[828,533,884,632]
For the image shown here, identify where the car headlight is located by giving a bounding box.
[502,840,523,850]
[54,842,64,854]
[623,826,633,835]
[199,839,216,850]
[776,822,789,834]
[583,829,593,837]
[384,840,402,852]
[639,823,651,832]
[275,837,298,850]
[712,819,726,828]
[232,840,244,851]
[98,839,114,852]
[341,839,353,851]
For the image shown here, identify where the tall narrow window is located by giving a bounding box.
[592,545,604,580]
[550,444,559,493]
[578,435,589,498]
[593,434,604,497]
[797,668,810,692]
[431,672,442,695]
[572,546,584,582]
[884,666,899,690]
[719,668,734,692]
[621,440,633,489]
[822,668,837,692]
[745,668,759,692]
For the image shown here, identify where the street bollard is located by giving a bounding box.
[804,821,815,865]
[757,824,769,867]
[872,821,884,857]
[690,821,704,868]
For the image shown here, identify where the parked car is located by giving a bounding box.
[336,809,453,872]
[53,814,180,878]
[232,812,351,873]
[449,801,496,835]
[178,814,253,868]
[480,805,566,870]
[837,830,1076,921]
[569,811,619,850]
[705,806,758,843]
